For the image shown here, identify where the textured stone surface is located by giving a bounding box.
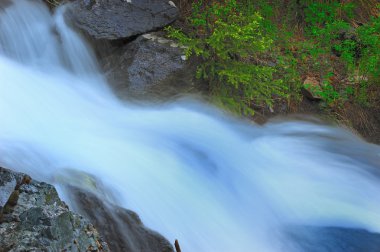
[100,33,195,100]
[66,0,179,40]
[56,169,175,252]
[0,167,109,252]
[69,187,174,252]
[0,169,17,210]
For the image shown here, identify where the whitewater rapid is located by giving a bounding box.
[1,1,380,251]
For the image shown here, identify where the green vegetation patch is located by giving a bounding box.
[167,0,379,115]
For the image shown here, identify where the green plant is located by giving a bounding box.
[168,0,379,116]
[301,1,379,107]
[167,0,290,115]
[319,73,340,105]
[356,15,380,79]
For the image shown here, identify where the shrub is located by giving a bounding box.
[166,0,291,115]
[168,0,379,113]
[301,1,379,106]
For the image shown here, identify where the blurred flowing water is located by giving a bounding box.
[1,0,380,251]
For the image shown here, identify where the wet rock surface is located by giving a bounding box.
[286,226,380,252]
[68,187,174,252]
[0,167,109,252]
[55,169,174,252]
[66,0,179,40]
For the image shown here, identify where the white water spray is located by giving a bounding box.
[1,1,380,251]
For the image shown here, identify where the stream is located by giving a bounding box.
[1,0,380,251]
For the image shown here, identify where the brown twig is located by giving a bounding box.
[174,239,182,252]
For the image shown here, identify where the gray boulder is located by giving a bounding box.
[0,167,109,252]
[100,33,196,100]
[66,0,179,40]
[68,187,174,252]
[55,169,175,252]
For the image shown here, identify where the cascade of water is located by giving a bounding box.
[0,0,63,67]
[0,1,379,251]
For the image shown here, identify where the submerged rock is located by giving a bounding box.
[286,225,380,252]
[66,0,179,40]
[0,167,109,252]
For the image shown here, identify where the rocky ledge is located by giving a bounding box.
[55,169,175,252]
[0,167,109,251]
[0,167,174,252]
[66,0,179,40]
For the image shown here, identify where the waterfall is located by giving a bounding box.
[0,0,379,251]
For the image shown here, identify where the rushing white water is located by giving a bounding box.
[1,0,380,251]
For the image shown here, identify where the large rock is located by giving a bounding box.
[69,187,174,252]
[100,33,196,100]
[63,0,194,101]
[286,225,380,252]
[0,167,109,252]
[55,169,175,252]
[66,0,179,40]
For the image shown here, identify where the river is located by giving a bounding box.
[1,1,380,251]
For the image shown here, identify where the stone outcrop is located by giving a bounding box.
[68,187,174,252]
[55,169,175,252]
[99,33,195,100]
[0,167,109,252]
[62,0,193,100]
[0,167,175,252]
[66,0,179,40]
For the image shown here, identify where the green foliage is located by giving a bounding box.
[304,2,352,59]
[356,15,380,78]
[168,0,379,115]
[319,73,340,105]
[167,0,291,115]
[300,1,380,106]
